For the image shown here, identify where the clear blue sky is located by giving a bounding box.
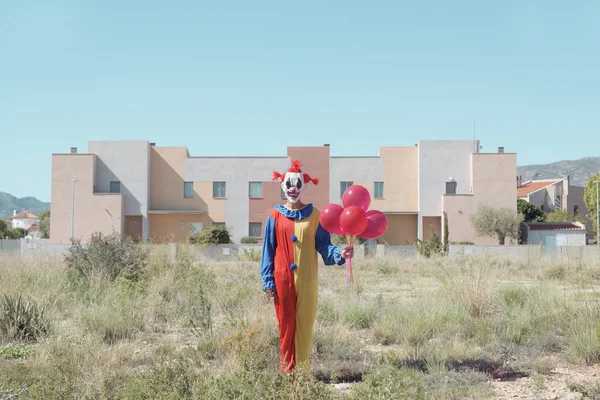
[1,0,599,202]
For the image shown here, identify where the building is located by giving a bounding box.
[10,211,40,230]
[522,222,587,246]
[49,140,516,245]
[517,176,592,238]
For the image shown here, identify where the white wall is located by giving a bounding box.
[88,140,151,240]
[527,230,586,246]
[418,140,477,238]
[185,157,290,242]
[329,157,383,203]
[12,218,38,230]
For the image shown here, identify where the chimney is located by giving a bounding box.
[150,142,156,147]
[13,210,17,217]
[70,147,77,154]
[323,144,329,147]
[517,175,522,188]
[498,146,504,153]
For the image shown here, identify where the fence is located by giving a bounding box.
[1,238,600,264]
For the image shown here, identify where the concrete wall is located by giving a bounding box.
[185,156,290,242]
[287,147,330,210]
[50,154,124,243]
[329,157,383,204]
[449,244,600,263]
[89,140,150,240]
[378,146,418,213]
[418,140,478,239]
[442,152,517,245]
[567,185,592,238]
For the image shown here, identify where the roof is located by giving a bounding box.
[10,211,39,220]
[516,179,562,197]
[526,222,585,231]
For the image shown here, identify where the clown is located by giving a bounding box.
[260,160,353,372]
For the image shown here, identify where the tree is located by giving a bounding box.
[471,204,523,245]
[0,220,7,238]
[584,173,600,237]
[545,209,573,223]
[38,210,50,239]
[5,227,25,239]
[188,224,231,244]
[517,199,545,222]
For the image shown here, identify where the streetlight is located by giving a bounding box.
[594,180,600,249]
[71,179,78,243]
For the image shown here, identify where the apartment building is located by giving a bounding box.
[49,140,516,245]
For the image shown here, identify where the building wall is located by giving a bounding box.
[567,185,593,237]
[329,157,383,205]
[12,218,38,230]
[442,153,517,245]
[185,156,290,242]
[248,181,282,237]
[378,146,418,213]
[50,154,124,244]
[149,213,213,243]
[418,141,478,239]
[380,214,418,245]
[88,140,150,240]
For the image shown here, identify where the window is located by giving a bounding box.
[574,205,579,216]
[213,222,225,226]
[213,181,226,198]
[340,181,353,198]
[249,222,262,237]
[249,182,262,198]
[184,182,194,198]
[190,222,203,233]
[445,181,457,195]
[374,182,384,198]
[110,181,121,193]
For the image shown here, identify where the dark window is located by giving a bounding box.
[574,205,579,216]
[249,222,262,237]
[445,181,457,195]
[184,182,194,198]
[213,181,226,198]
[340,181,353,198]
[374,182,384,198]
[110,181,120,193]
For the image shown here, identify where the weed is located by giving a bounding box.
[0,294,48,342]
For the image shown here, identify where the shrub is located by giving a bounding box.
[0,294,49,342]
[64,232,148,283]
[188,225,231,245]
[0,343,33,359]
[240,236,258,244]
[416,230,444,258]
[332,235,365,246]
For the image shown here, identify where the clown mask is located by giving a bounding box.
[272,160,319,205]
[282,172,306,204]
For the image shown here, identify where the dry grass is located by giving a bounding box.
[0,247,600,399]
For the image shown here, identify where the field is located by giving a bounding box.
[1,238,600,399]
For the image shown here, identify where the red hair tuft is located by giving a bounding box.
[272,171,285,181]
[288,159,303,173]
[303,173,319,185]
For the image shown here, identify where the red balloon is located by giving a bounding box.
[339,206,368,236]
[319,204,345,235]
[359,210,388,239]
[341,185,371,211]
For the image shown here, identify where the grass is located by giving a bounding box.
[0,246,599,399]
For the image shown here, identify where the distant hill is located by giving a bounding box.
[517,157,600,187]
[0,192,50,220]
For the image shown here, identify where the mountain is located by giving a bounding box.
[517,157,600,187]
[0,192,50,220]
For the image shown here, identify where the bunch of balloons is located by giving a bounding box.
[319,185,388,283]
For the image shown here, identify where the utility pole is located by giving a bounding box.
[71,179,78,243]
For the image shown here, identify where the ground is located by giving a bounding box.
[1,242,600,399]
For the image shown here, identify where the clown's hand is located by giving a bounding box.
[264,288,276,299]
[341,246,354,259]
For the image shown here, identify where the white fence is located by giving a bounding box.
[1,238,599,264]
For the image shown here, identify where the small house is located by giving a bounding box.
[522,222,587,246]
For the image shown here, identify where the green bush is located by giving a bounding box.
[64,232,148,283]
[416,230,444,258]
[188,225,231,245]
[0,294,49,342]
[240,236,258,244]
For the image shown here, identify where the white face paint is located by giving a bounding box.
[281,172,306,204]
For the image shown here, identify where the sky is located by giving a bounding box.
[1,0,599,202]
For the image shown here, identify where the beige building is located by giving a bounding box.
[50,140,517,245]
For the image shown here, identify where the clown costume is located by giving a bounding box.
[260,160,351,372]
